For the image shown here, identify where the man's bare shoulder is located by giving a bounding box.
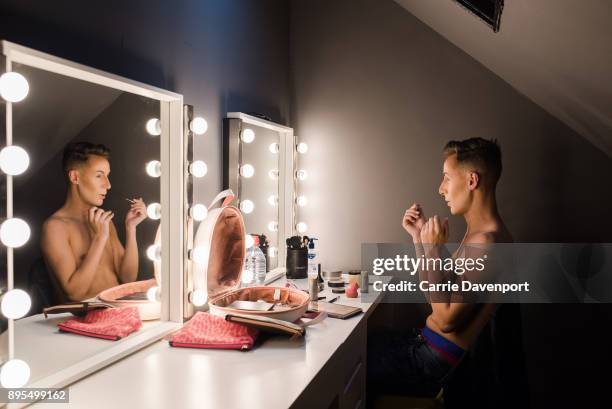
[466,228,513,245]
[42,212,78,236]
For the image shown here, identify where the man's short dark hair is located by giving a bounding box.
[62,142,110,176]
[443,137,502,188]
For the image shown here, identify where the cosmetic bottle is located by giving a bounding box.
[307,238,319,276]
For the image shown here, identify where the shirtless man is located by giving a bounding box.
[368,137,512,400]
[41,142,147,302]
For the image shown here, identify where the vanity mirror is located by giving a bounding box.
[0,41,184,391]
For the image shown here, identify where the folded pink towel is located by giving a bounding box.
[58,307,142,341]
[170,312,258,350]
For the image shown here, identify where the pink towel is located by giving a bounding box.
[58,307,142,341]
[170,312,258,350]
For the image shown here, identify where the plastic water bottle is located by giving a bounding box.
[245,235,267,285]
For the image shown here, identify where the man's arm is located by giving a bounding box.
[112,222,138,284]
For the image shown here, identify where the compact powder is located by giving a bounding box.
[327,279,345,288]
[331,288,346,294]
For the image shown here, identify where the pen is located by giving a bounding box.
[328,296,339,303]
[317,296,326,300]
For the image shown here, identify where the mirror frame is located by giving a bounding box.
[1,40,184,390]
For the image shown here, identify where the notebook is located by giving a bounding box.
[43,301,115,318]
[307,301,362,319]
[225,313,306,337]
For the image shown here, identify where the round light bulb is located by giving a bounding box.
[296,222,308,233]
[146,286,160,302]
[240,199,254,214]
[297,142,308,154]
[0,146,30,175]
[191,246,207,264]
[0,218,30,248]
[267,195,278,207]
[1,289,31,319]
[0,359,30,388]
[146,203,161,220]
[0,72,29,103]
[245,234,255,249]
[267,221,278,232]
[189,117,208,135]
[190,204,208,221]
[240,164,255,178]
[296,195,308,207]
[146,118,162,136]
[268,169,279,180]
[296,169,308,181]
[146,244,161,262]
[189,161,208,178]
[269,143,279,154]
[146,160,161,178]
[190,289,207,307]
[242,269,254,284]
[241,128,255,143]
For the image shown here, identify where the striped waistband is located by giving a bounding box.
[421,326,465,365]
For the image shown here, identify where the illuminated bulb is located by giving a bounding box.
[0,146,30,175]
[240,164,255,178]
[147,203,161,220]
[269,143,279,154]
[0,72,29,103]
[146,286,160,302]
[296,222,308,233]
[245,234,255,249]
[297,142,308,154]
[267,195,278,206]
[146,118,161,136]
[190,117,208,135]
[189,161,208,178]
[146,160,161,178]
[190,204,208,221]
[296,169,308,181]
[296,195,308,207]
[269,246,277,258]
[267,221,278,232]
[146,244,161,261]
[1,289,31,319]
[0,359,30,388]
[0,218,30,248]
[240,199,254,214]
[241,128,255,143]
[191,246,207,264]
[242,269,254,284]
[190,289,207,307]
[268,169,279,180]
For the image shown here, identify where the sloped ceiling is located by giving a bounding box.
[394,0,612,157]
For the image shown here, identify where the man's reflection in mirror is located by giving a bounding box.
[40,142,146,302]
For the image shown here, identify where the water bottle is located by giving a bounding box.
[245,235,267,285]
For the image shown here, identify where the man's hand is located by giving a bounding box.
[402,203,426,240]
[88,207,114,240]
[125,197,147,230]
[420,215,449,245]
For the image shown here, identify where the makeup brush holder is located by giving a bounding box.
[286,248,308,279]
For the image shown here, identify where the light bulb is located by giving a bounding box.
[267,195,278,206]
[146,286,160,302]
[269,246,277,258]
[190,289,207,307]
[297,142,308,154]
[245,234,255,249]
[189,161,208,178]
[1,289,31,319]
[0,72,29,103]
[242,269,254,284]
[240,199,254,214]
[147,203,161,220]
[241,128,255,143]
[190,204,208,221]
[268,169,279,180]
[191,246,207,264]
[190,117,208,135]
[146,160,161,178]
[0,359,30,388]
[269,143,279,154]
[0,146,30,175]
[296,195,308,207]
[146,244,161,261]
[146,118,161,136]
[0,218,30,248]
[267,221,278,232]
[296,169,308,181]
[296,222,308,233]
[240,164,255,178]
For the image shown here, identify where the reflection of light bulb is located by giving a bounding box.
[245,234,255,249]
[0,359,30,388]
[146,244,161,261]
[0,72,29,103]
[240,164,255,178]
[146,118,161,136]
[297,142,308,154]
[267,195,278,206]
[147,203,161,220]
[296,222,308,233]
[0,218,30,248]
[242,269,254,284]
[147,286,160,302]
[241,128,255,143]
[296,170,308,181]
[268,169,279,180]
[269,143,279,154]
[191,247,207,264]
[190,204,208,221]
[240,200,254,214]
[1,289,31,319]
[0,146,30,175]
[146,160,162,178]
[189,161,208,178]
[269,246,277,258]
[190,117,208,135]
[190,289,207,307]
[296,195,308,207]
[267,221,278,232]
